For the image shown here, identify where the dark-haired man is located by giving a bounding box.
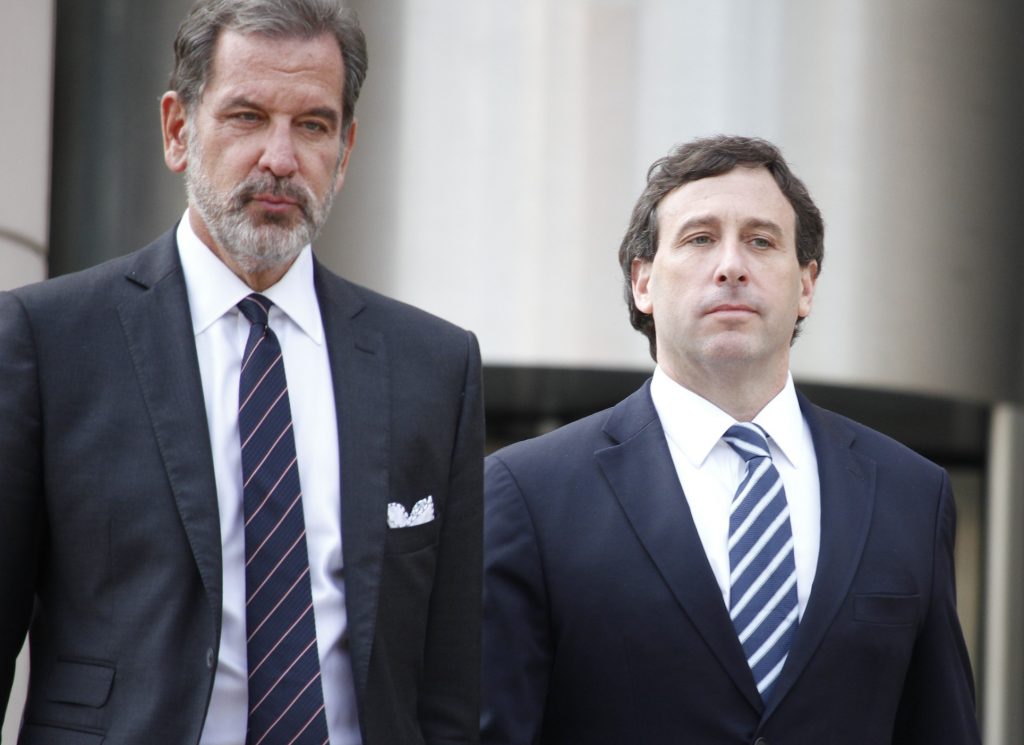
[0,1,482,743]
[482,135,979,744]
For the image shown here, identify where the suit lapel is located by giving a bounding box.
[116,232,222,630]
[595,384,762,712]
[315,263,390,701]
[763,394,876,717]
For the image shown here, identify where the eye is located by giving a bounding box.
[688,234,713,247]
[228,110,262,125]
[300,120,330,134]
[750,236,773,249]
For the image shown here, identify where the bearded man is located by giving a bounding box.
[0,1,483,744]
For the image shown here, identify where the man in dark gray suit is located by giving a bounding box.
[0,1,482,743]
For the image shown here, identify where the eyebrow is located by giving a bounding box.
[742,218,785,236]
[669,215,785,244]
[221,97,341,128]
[303,107,341,128]
[669,215,720,245]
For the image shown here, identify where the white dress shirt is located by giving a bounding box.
[177,213,361,745]
[649,366,821,618]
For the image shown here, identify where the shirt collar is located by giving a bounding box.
[750,374,804,469]
[650,365,805,469]
[176,209,324,344]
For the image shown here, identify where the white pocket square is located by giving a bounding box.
[387,495,435,528]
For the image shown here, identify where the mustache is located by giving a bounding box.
[232,175,313,221]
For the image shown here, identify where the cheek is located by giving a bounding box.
[300,159,335,196]
[213,135,265,169]
[651,280,695,320]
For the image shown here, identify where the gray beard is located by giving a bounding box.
[184,137,339,276]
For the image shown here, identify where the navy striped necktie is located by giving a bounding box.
[237,294,329,745]
[722,422,799,703]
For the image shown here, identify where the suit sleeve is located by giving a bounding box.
[418,331,484,745]
[481,453,552,745]
[0,292,43,714]
[892,471,981,743]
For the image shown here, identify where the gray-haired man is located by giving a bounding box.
[0,2,483,743]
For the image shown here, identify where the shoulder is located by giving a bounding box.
[314,263,475,351]
[484,409,614,525]
[5,231,178,321]
[802,396,945,482]
[488,385,652,481]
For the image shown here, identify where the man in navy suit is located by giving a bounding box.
[482,135,980,744]
[0,1,482,743]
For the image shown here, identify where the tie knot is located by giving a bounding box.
[723,422,771,463]
[238,293,273,328]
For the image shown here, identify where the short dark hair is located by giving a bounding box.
[169,0,368,137]
[618,135,825,361]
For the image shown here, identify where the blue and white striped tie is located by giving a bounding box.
[723,422,799,703]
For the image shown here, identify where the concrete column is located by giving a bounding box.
[1,2,54,738]
[982,405,1024,744]
[0,0,52,291]
[47,0,190,276]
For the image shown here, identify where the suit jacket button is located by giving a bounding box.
[206,648,215,668]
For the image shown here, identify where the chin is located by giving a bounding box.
[226,230,307,274]
[700,333,759,360]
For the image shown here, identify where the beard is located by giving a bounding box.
[184,131,341,276]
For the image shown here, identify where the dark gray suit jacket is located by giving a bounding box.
[0,229,483,745]
[482,382,979,744]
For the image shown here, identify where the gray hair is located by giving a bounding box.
[169,0,368,137]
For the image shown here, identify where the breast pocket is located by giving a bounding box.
[854,593,920,626]
[384,520,440,554]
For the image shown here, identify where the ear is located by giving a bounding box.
[161,91,190,174]
[797,259,818,319]
[631,258,655,315]
[333,118,358,194]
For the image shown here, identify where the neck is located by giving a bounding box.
[222,256,291,292]
[188,209,294,291]
[661,360,788,422]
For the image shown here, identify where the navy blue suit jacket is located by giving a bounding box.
[482,381,979,744]
[0,229,483,745]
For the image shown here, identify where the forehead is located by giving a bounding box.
[204,29,344,108]
[657,166,796,236]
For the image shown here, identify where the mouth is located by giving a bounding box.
[233,176,314,224]
[706,303,756,316]
[249,194,300,212]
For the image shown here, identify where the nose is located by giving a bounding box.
[715,238,749,286]
[257,122,299,178]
